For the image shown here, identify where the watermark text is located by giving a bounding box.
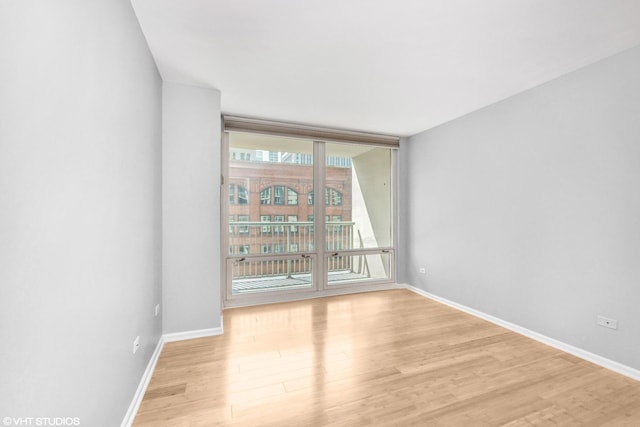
[2,417,80,426]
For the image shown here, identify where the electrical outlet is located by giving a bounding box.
[597,315,617,330]
[155,304,160,316]
[133,336,140,354]
[419,267,426,274]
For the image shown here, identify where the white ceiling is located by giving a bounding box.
[131,0,640,136]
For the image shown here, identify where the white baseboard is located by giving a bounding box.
[121,319,224,426]
[121,336,165,427]
[400,283,640,382]
[163,325,224,342]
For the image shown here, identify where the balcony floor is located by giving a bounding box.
[232,270,369,294]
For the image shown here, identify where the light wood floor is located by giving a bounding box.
[133,289,640,426]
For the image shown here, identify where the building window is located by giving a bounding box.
[332,215,342,232]
[290,243,299,252]
[274,244,285,253]
[261,215,271,233]
[229,215,234,234]
[261,185,299,205]
[274,185,285,205]
[287,188,298,205]
[238,245,250,255]
[261,244,272,254]
[237,186,248,205]
[230,184,248,204]
[308,215,314,233]
[331,189,342,206]
[325,188,342,206]
[309,188,341,206]
[229,246,234,255]
[274,215,285,234]
[288,215,298,233]
[260,187,271,205]
[238,215,249,234]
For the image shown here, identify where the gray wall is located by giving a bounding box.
[0,1,162,426]
[402,46,640,370]
[162,83,222,334]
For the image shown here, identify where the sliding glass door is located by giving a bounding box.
[226,133,316,298]
[324,143,394,287]
[223,121,397,305]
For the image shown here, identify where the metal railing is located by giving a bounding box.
[229,221,359,278]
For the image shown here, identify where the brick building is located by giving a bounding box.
[228,159,353,257]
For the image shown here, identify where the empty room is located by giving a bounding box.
[2,1,640,426]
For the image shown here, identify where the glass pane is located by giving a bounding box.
[327,253,391,285]
[228,132,314,257]
[228,132,315,295]
[231,257,313,295]
[325,143,392,251]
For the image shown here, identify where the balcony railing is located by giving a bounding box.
[229,221,355,256]
[228,221,370,281]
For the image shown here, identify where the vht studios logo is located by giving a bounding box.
[2,418,80,426]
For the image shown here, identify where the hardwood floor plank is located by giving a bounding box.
[133,289,640,426]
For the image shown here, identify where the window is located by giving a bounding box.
[225,117,398,298]
[274,215,285,234]
[238,215,249,234]
[229,184,248,204]
[260,187,271,205]
[326,188,342,206]
[261,215,271,233]
[332,215,342,232]
[331,189,342,206]
[274,185,285,205]
[260,185,299,205]
[309,189,342,206]
[237,186,248,205]
[287,188,298,205]
[288,215,298,233]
